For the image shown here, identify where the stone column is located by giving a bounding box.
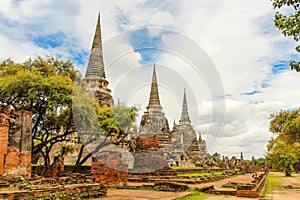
[5,109,32,178]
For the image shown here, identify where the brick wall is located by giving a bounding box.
[0,105,10,175]
[91,151,128,186]
[44,155,64,177]
[136,136,159,151]
[236,172,268,198]
[132,151,168,173]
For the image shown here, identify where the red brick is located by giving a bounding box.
[0,154,4,175]
[92,152,128,186]
[0,106,32,178]
[136,136,159,151]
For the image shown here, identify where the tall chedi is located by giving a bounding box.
[139,64,170,148]
[173,89,197,148]
[171,89,207,167]
[85,13,113,107]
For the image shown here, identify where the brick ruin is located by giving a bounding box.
[0,105,32,179]
[136,135,159,152]
[91,151,128,186]
[44,155,65,177]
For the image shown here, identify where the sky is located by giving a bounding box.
[0,0,300,159]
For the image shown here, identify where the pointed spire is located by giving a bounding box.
[173,119,177,131]
[85,12,105,81]
[148,64,161,107]
[198,132,202,141]
[92,13,102,49]
[179,88,191,126]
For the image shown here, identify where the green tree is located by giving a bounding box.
[269,108,300,144]
[72,96,138,171]
[254,157,266,166]
[271,0,300,71]
[267,108,300,175]
[0,56,78,169]
[267,140,300,176]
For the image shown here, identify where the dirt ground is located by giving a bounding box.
[95,172,300,200]
[206,172,300,200]
[98,189,191,200]
[189,172,262,190]
[96,173,257,200]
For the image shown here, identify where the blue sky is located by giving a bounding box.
[0,0,299,159]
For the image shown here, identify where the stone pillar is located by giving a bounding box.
[251,156,255,166]
[6,110,32,178]
[225,156,230,170]
[0,105,10,175]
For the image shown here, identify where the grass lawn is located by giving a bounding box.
[264,172,300,197]
[177,171,224,177]
[171,166,205,170]
[176,191,209,200]
[178,172,212,177]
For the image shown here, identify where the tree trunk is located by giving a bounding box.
[72,141,110,172]
[285,169,292,176]
[72,144,85,173]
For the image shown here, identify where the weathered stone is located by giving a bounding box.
[0,106,32,179]
[136,135,159,151]
[132,151,169,173]
[153,181,189,192]
[85,13,113,107]
[139,65,171,147]
[168,90,209,167]
[44,155,64,177]
[91,151,128,186]
[0,105,10,175]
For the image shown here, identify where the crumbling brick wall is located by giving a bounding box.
[44,155,64,177]
[132,151,168,173]
[136,136,159,151]
[0,105,10,175]
[0,105,32,179]
[91,151,128,186]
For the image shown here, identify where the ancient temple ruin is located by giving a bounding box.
[139,65,171,148]
[85,13,113,107]
[138,67,208,167]
[82,14,210,171]
[168,89,208,167]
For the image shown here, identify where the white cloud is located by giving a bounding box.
[0,33,48,61]
[0,0,299,159]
